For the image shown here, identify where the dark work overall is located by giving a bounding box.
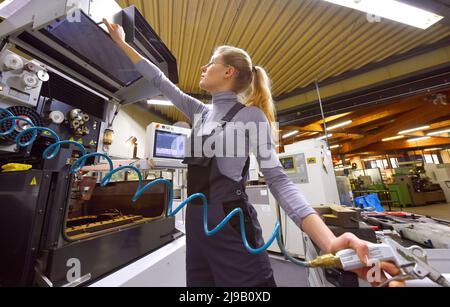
[182,103,276,287]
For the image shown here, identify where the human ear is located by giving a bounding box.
[225,66,237,80]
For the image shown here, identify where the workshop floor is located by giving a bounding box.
[269,255,309,287]
[396,202,450,220]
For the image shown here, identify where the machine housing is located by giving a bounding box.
[0,1,180,287]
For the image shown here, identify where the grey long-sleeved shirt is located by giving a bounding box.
[135,59,317,227]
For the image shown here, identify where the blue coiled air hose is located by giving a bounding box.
[0,107,309,267]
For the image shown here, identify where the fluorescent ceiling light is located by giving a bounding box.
[427,129,450,136]
[330,144,341,149]
[328,120,353,131]
[147,99,173,106]
[282,131,300,139]
[399,126,430,135]
[322,0,444,30]
[317,134,333,140]
[408,136,431,142]
[424,148,443,152]
[382,135,405,142]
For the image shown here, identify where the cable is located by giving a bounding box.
[0,107,310,266]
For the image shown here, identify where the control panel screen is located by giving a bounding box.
[154,130,186,160]
[280,157,295,170]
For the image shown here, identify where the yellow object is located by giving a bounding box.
[307,157,317,164]
[1,163,32,172]
[30,177,38,186]
[308,254,342,269]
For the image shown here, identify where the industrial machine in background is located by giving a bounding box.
[247,185,281,253]
[425,163,450,203]
[252,139,341,258]
[0,1,181,287]
[335,176,354,207]
[389,165,446,207]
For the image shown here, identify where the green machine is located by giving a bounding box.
[389,173,446,207]
[388,183,412,207]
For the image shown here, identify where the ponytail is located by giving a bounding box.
[245,66,277,133]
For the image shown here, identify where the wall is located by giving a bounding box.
[108,104,170,159]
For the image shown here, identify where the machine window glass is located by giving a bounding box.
[42,12,142,87]
[65,175,168,241]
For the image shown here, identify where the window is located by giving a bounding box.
[424,154,434,164]
[432,154,440,164]
[390,158,399,168]
[376,160,384,169]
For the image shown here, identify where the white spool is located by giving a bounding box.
[22,72,39,88]
[3,53,24,71]
[49,111,65,124]
[37,70,50,82]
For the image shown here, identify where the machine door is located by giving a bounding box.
[0,170,51,286]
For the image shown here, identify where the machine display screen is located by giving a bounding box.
[280,157,295,170]
[154,130,186,160]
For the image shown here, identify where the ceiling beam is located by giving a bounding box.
[341,104,450,153]
[282,124,323,133]
[327,97,428,130]
[362,137,450,152]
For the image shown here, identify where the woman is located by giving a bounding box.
[103,19,402,287]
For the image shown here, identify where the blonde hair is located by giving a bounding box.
[213,46,277,132]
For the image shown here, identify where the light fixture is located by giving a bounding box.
[328,120,353,131]
[322,0,444,30]
[103,129,115,146]
[147,99,173,106]
[427,129,450,136]
[330,144,341,149]
[126,136,138,148]
[282,131,299,139]
[382,135,405,142]
[407,136,431,142]
[398,126,430,135]
[317,134,333,140]
[125,136,138,159]
[424,148,443,152]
